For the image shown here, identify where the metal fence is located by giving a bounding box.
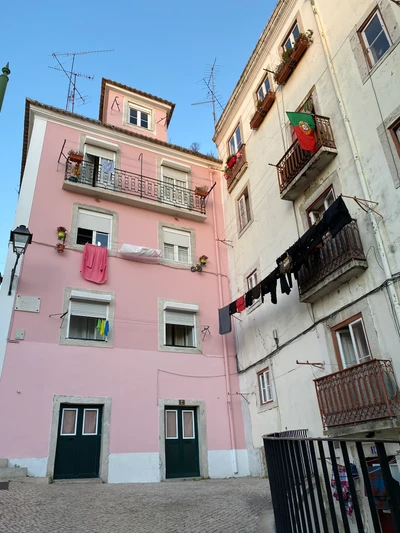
[263,435,400,533]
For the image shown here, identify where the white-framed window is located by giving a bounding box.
[182,410,195,439]
[238,188,251,231]
[165,410,178,439]
[283,22,300,50]
[129,105,150,129]
[163,302,199,349]
[76,209,112,249]
[247,270,258,291]
[258,369,273,405]
[161,165,189,207]
[257,75,271,102]
[334,316,371,369]
[360,10,391,67]
[66,291,111,342]
[60,408,78,436]
[82,409,99,435]
[307,187,335,225]
[229,124,243,156]
[162,227,191,263]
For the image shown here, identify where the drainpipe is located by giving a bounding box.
[210,169,238,474]
[310,0,400,337]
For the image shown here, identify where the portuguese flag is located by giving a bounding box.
[286,112,317,152]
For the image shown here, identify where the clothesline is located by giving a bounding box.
[219,195,353,335]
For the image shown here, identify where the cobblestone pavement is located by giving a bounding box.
[0,477,271,533]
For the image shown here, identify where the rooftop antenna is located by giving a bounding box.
[50,49,113,112]
[191,58,224,129]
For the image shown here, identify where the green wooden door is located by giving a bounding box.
[54,405,102,479]
[165,407,200,478]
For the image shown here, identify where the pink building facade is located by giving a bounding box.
[0,80,249,482]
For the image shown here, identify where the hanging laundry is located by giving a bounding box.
[331,466,353,516]
[236,295,246,313]
[219,306,232,335]
[321,195,352,238]
[229,301,237,315]
[252,283,261,300]
[367,466,391,510]
[104,320,109,337]
[245,290,253,308]
[279,274,291,295]
[261,270,278,304]
[102,159,115,174]
[96,319,102,332]
[81,243,108,284]
[99,319,105,336]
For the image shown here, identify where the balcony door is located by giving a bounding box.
[161,165,190,209]
[334,316,371,369]
[83,144,116,190]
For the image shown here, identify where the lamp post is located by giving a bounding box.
[8,225,33,296]
[0,63,10,113]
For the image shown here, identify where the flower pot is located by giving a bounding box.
[291,39,309,63]
[227,156,237,169]
[195,189,208,198]
[69,153,83,163]
[68,176,78,183]
[58,231,66,239]
[275,61,295,85]
[250,109,266,130]
[260,92,276,113]
[56,244,65,253]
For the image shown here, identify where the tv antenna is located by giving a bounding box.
[191,58,224,128]
[50,49,113,112]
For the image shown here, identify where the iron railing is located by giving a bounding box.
[225,144,247,191]
[65,159,206,215]
[297,221,366,297]
[314,359,400,429]
[277,115,336,193]
[264,435,400,533]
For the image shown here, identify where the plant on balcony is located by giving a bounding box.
[226,155,237,169]
[68,150,84,164]
[199,255,208,265]
[195,186,209,198]
[57,226,67,239]
[191,255,208,272]
[67,163,81,183]
[250,92,276,129]
[55,243,65,253]
[274,30,313,85]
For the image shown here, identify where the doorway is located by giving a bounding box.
[165,407,200,478]
[54,405,102,479]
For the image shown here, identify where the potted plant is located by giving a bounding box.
[55,243,65,253]
[68,163,80,183]
[274,48,294,84]
[68,150,83,164]
[226,154,237,169]
[199,255,208,266]
[291,30,313,62]
[195,186,209,198]
[57,226,67,240]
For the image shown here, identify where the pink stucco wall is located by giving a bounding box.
[0,119,245,460]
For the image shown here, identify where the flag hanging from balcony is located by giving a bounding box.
[286,112,317,153]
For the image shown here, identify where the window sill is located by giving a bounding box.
[60,337,113,348]
[122,120,156,135]
[68,243,117,257]
[246,299,262,315]
[159,344,202,354]
[158,259,193,270]
[238,218,253,239]
[258,401,277,414]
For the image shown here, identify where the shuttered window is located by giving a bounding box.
[162,228,191,263]
[165,309,195,327]
[85,144,115,161]
[68,293,110,341]
[164,303,198,348]
[76,209,112,249]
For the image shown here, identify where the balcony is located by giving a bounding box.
[315,359,400,429]
[297,221,367,303]
[277,115,338,201]
[63,160,207,222]
[225,144,248,192]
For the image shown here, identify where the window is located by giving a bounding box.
[76,209,112,249]
[257,75,271,102]
[229,125,243,156]
[129,106,150,129]
[307,187,335,225]
[238,188,251,231]
[258,369,273,405]
[360,10,391,67]
[164,309,196,348]
[161,165,189,207]
[67,292,111,342]
[162,227,191,263]
[83,143,116,188]
[247,270,258,291]
[389,118,400,157]
[283,22,300,50]
[332,315,371,369]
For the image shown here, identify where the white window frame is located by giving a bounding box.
[229,125,243,156]
[361,10,391,67]
[283,22,300,50]
[238,189,251,231]
[82,408,99,436]
[66,292,111,342]
[165,410,178,439]
[76,209,113,251]
[60,408,78,436]
[162,227,191,263]
[308,188,335,225]
[182,410,195,439]
[247,270,258,291]
[128,104,151,130]
[257,75,271,102]
[160,300,200,353]
[163,312,196,348]
[336,318,371,368]
[258,369,273,405]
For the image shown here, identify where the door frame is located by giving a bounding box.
[47,395,111,482]
[159,399,208,481]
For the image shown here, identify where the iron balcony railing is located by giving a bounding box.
[314,359,400,429]
[225,144,247,191]
[65,159,206,215]
[297,221,366,297]
[277,115,336,193]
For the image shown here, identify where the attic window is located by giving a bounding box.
[129,105,150,129]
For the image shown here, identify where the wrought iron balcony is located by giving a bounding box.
[315,359,400,429]
[225,144,248,192]
[297,221,367,303]
[277,115,338,201]
[63,160,207,221]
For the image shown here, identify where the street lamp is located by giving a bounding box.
[8,225,33,295]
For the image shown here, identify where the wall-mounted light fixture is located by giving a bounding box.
[8,225,33,296]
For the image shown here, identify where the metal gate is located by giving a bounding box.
[263,436,400,533]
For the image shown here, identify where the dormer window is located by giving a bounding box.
[128,104,150,129]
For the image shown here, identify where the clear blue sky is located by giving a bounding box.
[0,0,274,272]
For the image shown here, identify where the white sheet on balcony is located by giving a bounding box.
[118,244,162,262]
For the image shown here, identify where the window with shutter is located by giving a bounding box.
[162,228,191,263]
[76,209,112,249]
[161,165,189,208]
[68,295,109,341]
[83,144,116,188]
[162,302,198,349]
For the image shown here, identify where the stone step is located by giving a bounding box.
[0,459,8,468]
[0,467,28,481]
